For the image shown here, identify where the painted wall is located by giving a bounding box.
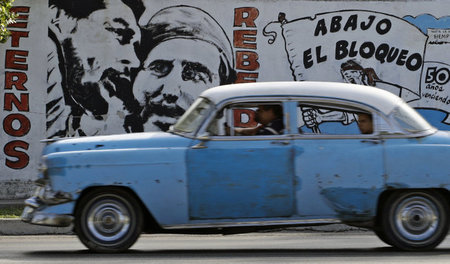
[0,0,449,199]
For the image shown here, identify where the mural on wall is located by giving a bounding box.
[47,0,143,138]
[0,0,449,199]
[133,6,236,132]
[46,1,235,137]
[44,1,450,140]
[2,5,32,172]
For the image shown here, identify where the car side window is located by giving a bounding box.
[297,103,374,135]
[207,102,285,136]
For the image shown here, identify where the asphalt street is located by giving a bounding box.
[3,232,450,263]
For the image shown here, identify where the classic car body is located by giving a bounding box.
[22,82,450,252]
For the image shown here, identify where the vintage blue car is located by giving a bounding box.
[22,82,450,252]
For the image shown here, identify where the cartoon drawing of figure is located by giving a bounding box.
[301,60,375,131]
[301,60,409,132]
[131,5,236,132]
[47,0,142,137]
[340,60,380,86]
[301,107,356,133]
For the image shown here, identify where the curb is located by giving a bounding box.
[0,200,24,208]
[0,218,367,236]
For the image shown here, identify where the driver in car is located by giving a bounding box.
[234,105,284,136]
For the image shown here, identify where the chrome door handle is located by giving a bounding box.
[271,141,290,145]
[361,139,383,144]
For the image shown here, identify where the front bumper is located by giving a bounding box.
[21,186,74,227]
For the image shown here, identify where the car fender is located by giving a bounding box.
[46,147,189,226]
[384,142,450,189]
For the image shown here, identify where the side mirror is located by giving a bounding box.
[192,133,210,149]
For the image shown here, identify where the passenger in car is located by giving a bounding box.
[357,113,373,134]
[235,105,284,135]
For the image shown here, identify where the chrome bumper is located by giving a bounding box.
[21,186,74,227]
[21,205,73,227]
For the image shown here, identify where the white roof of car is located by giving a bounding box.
[200,81,403,114]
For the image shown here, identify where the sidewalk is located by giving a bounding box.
[0,199,24,208]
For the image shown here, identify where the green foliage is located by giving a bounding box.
[1,0,17,44]
[0,206,23,218]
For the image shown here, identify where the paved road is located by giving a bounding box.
[2,232,450,263]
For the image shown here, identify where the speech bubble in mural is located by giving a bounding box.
[403,13,450,124]
[420,28,450,124]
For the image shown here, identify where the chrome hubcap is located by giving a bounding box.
[87,200,130,242]
[395,196,439,241]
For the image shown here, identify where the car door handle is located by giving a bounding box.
[271,141,290,145]
[361,139,383,145]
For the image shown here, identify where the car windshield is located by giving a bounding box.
[390,101,433,133]
[171,98,213,135]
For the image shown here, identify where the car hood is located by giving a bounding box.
[43,132,192,155]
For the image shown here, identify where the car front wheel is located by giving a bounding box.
[75,188,143,253]
[380,190,448,251]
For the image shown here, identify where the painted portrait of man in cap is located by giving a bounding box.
[47,0,143,137]
[131,5,236,131]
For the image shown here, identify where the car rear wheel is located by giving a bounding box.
[380,190,448,251]
[75,188,143,253]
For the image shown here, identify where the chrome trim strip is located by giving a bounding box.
[204,130,434,141]
[379,128,437,139]
[207,135,291,141]
[290,134,379,140]
[40,137,70,144]
[161,218,341,229]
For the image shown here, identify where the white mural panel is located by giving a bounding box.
[0,0,449,199]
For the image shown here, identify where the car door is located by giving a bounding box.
[293,101,385,220]
[186,101,295,220]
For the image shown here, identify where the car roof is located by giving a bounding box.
[200,81,404,114]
